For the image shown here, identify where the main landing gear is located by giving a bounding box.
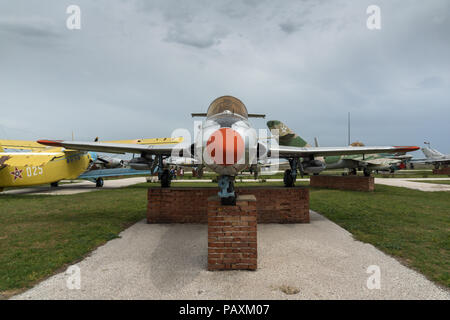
[153,155,172,188]
[283,158,298,187]
[50,182,59,187]
[160,169,172,188]
[95,177,104,188]
[363,168,372,177]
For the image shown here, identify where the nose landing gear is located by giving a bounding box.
[218,175,236,205]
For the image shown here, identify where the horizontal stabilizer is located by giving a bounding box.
[191,113,266,118]
[248,114,266,118]
[191,113,207,117]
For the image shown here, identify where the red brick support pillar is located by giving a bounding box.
[310,175,374,191]
[433,167,450,175]
[207,195,257,271]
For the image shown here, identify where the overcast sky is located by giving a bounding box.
[0,0,449,155]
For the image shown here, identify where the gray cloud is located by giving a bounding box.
[164,22,228,48]
[417,76,444,89]
[279,21,303,34]
[0,17,61,45]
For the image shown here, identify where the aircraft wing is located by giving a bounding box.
[0,139,52,150]
[37,140,182,156]
[101,137,183,145]
[410,158,450,164]
[269,145,419,158]
[78,168,152,179]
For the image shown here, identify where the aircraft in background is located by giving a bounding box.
[411,144,450,169]
[0,137,181,191]
[267,120,412,176]
[38,95,419,204]
[0,140,93,192]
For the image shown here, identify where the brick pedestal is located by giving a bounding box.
[310,175,374,191]
[207,195,257,271]
[433,167,450,175]
[147,187,309,224]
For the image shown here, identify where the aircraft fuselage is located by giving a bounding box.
[195,108,258,177]
[0,151,92,189]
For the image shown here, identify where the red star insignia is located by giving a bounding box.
[10,167,23,181]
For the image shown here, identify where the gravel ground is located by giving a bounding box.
[12,211,449,300]
[4,177,450,195]
[2,177,148,195]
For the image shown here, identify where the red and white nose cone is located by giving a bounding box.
[206,128,244,165]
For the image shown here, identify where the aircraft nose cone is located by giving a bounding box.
[206,128,244,165]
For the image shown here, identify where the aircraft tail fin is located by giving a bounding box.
[266,120,310,147]
[422,147,443,159]
[314,137,319,147]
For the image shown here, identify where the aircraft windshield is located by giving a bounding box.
[206,96,248,118]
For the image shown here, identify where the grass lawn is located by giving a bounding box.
[414,180,450,185]
[309,184,450,288]
[0,185,148,298]
[0,180,449,298]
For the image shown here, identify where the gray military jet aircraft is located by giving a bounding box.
[38,96,419,204]
[412,144,450,169]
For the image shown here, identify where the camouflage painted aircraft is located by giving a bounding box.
[0,137,182,192]
[267,120,411,176]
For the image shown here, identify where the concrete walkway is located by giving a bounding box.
[2,177,147,195]
[375,178,450,192]
[4,177,450,195]
[12,211,449,300]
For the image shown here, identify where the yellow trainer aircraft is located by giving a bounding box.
[0,137,182,192]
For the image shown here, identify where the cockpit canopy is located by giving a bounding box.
[206,96,248,119]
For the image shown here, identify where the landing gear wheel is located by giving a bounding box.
[96,177,104,188]
[197,168,204,179]
[363,169,372,177]
[283,169,295,187]
[50,182,59,187]
[161,169,172,188]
